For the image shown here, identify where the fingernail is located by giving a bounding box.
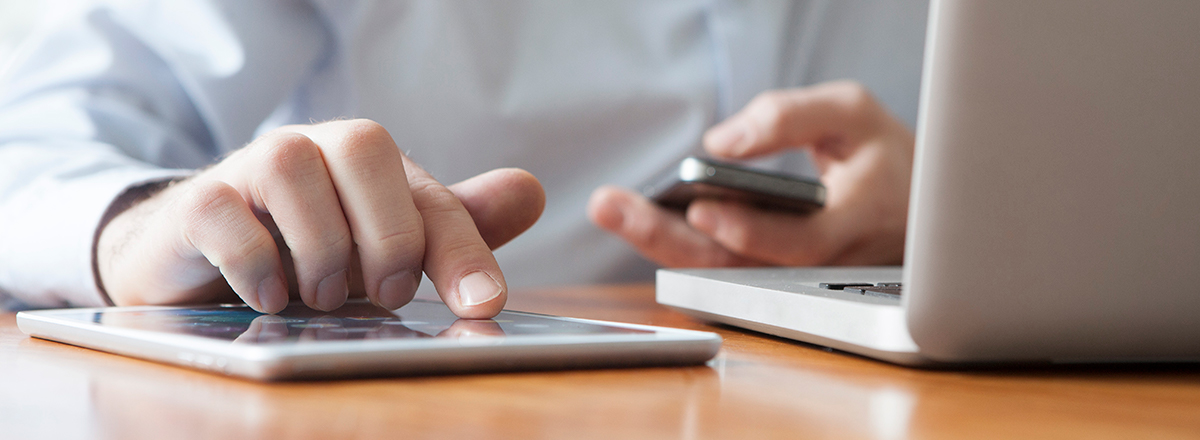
[458,271,502,307]
[705,122,746,152]
[257,274,287,314]
[315,269,349,311]
[378,270,420,310]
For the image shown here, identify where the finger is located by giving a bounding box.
[281,120,426,311]
[703,81,886,160]
[448,168,545,250]
[587,185,761,268]
[174,180,289,313]
[217,131,354,312]
[685,199,855,266]
[403,159,508,319]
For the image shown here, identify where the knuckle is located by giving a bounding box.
[213,233,276,269]
[626,215,669,250]
[255,133,325,183]
[829,79,866,94]
[322,119,396,160]
[407,174,456,208]
[749,91,787,121]
[175,182,276,267]
[832,81,877,114]
[389,176,470,251]
[318,229,355,257]
[328,118,389,136]
[747,92,791,141]
[177,181,239,231]
[756,89,790,104]
[432,235,486,263]
[373,222,426,261]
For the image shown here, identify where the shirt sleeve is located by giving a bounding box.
[0,5,213,308]
[0,1,330,310]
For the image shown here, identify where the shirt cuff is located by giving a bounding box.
[0,167,192,308]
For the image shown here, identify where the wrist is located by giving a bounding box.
[92,178,184,305]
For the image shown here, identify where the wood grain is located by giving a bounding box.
[2,283,1198,439]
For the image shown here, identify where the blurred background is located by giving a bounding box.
[0,1,49,74]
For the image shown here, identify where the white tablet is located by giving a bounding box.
[17,299,721,381]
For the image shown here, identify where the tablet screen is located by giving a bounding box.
[79,300,651,344]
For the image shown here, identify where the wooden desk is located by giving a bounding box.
[2,284,1198,439]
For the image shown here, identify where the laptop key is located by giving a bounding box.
[827,282,904,299]
[818,283,875,290]
[863,286,902,300]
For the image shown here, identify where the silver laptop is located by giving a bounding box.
[657,0,1200,366]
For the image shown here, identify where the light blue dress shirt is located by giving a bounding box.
[0,0,927,309]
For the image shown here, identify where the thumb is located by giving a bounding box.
[448,168,546,250]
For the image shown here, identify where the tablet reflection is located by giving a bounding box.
[232,315,289,344]
[92,297,653,349]
[232,313,506,344]
[437,319,505,338]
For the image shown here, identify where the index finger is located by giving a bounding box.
[703,81,890,160]
[403,158,508,319]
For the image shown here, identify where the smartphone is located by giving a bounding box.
[642,156,825,214]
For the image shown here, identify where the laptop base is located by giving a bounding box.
[657,267,937,366]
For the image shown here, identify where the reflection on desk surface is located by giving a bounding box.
[10,337,917,440]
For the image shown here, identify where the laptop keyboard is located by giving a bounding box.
[818,282,903,300]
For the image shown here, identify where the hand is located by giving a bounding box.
[589,81,913,267]
[97,119,544,318]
